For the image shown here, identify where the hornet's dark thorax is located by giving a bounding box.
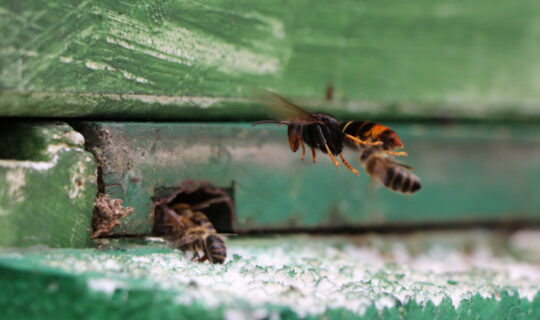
[298,113,345,155]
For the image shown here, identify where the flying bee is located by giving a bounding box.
[359,147,421,194]
[158,199,227,264]
[252,91,408,176]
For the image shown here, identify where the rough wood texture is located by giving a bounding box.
[1,231,540,319]
[78,122,540,234]
[2,0,540,120]
[0,123,97,247]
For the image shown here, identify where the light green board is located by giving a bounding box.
[2,0,540,120]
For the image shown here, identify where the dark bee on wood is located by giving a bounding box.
[253,91,420,194]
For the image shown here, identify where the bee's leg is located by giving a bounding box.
[345,134,383,147]
[162,206,186,230]
[339,154,359,175]
[311,147,317,163]
[384,150,408,157]
[300,139,306,160]
[191,250,201,261]
[198,255,209,263]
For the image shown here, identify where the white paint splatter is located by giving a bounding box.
[119,69,149,83]
[84,60,151,84]
[0,159,56,171]
[85,60,116,71]
[65,158,88,200]
[87,278,126,297]
[63,130,85,147]
[59,56,74,64]
[5,167,26,203]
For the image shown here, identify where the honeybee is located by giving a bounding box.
[252,91,408,176]
[159,201,227,264]
[360,147,421,194]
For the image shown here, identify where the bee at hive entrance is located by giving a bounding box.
[152,180,235,264]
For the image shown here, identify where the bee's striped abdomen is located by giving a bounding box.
[383,166,421,194]
[205,234,227,264]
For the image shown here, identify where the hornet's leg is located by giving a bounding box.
[311,147,317,163]
[315,126,340,167]
[339,154,359,175]
[300,139,306,160]
[323,143,340,167]
[345,134,383,147]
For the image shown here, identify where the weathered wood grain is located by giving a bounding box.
[2,0,540,119]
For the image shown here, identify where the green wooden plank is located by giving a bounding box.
[78,122,540,235]
[1,232,540,319]
[2,0,540,120]
[0,122,98,247]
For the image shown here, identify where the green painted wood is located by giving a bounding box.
[1,232,539,319]
[2,0,540,120]
[78,122,540,235]
[0,122,98,247]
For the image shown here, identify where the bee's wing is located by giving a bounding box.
[174,234,199,247]
[253,90,322,125]
[386,158,414,170]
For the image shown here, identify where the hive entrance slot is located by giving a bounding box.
[153,181,235,235]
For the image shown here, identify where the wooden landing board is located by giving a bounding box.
[77,122,540,235]
[1,232,540,319]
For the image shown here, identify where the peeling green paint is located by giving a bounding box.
[0,123,98,248]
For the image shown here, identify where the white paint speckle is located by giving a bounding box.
[119,69,150,84]
[65,158,88,200]
[85,60,116,71]
[0,158,56,171]
[63,130,85,147]
[87,278,125,297]
[59,56,73,63]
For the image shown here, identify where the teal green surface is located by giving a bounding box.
[2,0,540,120]
[78,122,540,235]
[0,123,98,247]
[3,264,536,320]
[1,234,539,320]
